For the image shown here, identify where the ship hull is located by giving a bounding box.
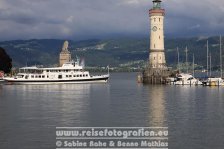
[4,76,109,85]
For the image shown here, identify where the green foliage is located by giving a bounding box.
[0,47,12,73]
[0,36,222,70]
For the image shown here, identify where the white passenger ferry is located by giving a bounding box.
[4,61,109,84]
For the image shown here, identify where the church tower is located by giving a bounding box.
[59,41,71,66]
[149,0,166,68]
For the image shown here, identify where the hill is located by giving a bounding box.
[0,36,223,71]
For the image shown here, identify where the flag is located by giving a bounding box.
[80,58,85,68]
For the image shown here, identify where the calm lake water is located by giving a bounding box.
[0,73,224,149]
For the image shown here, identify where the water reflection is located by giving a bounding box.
[147,85,167,126]
[3,84,94,126]
[0,73,224,149]
[0,84,2,95]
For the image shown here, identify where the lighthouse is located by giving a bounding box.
[143,0,171,84]
[149,0,166,68]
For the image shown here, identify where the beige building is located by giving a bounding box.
[59,41,72,67]
[149,0,167,69]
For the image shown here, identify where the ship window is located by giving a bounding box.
[31,75,34,78]
[39,75,41,78]
[159,18,161,22]
[47,70,49,72]
[66,75,68,77]
[86,74,88,77]
[35,75,38,78]
[58,75,62,79]
[42,75,45,78]
[47,76,49,78]
[69,75,72,77]
[17,75,23,78]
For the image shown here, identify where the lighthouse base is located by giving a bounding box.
[142,67,173,84]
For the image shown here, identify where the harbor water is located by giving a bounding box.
[0,73,223,149]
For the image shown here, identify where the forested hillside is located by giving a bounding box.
[0,36,223,70]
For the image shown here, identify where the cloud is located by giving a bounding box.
[0,0,224,40]
[166,0,224,36]
[189,24,201,30]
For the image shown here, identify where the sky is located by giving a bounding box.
[0,0,224,41]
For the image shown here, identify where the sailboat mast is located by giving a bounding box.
[193,54,195,76]
[210,53,212,77]
[177,47,180,71]
[186,46,188,73]
[220,35,223,78]
[207,40,209,76]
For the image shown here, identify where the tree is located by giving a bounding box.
[0,47,12,73]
